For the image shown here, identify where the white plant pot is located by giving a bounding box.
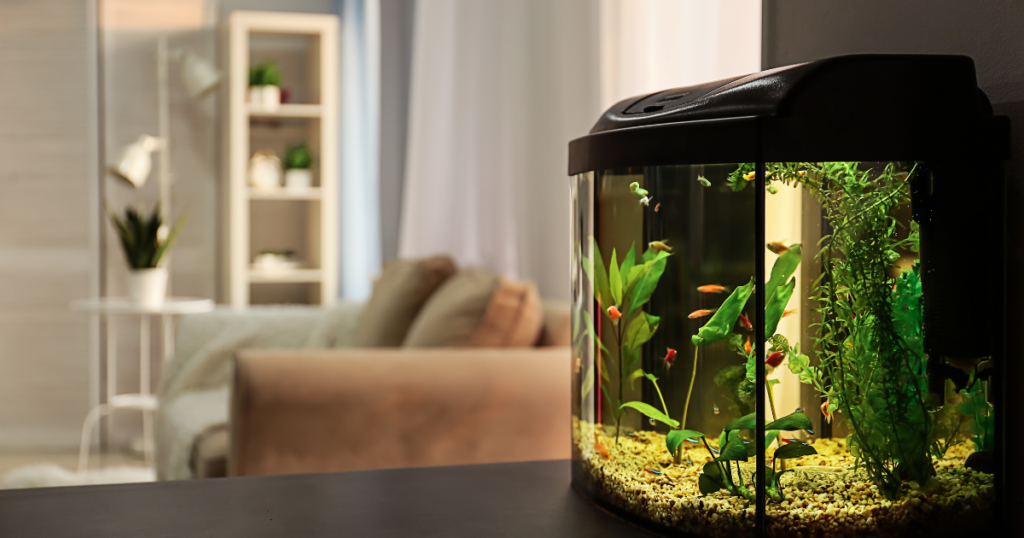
[129,267,168,309]
[260,85,281,111]
[285,169,312,191]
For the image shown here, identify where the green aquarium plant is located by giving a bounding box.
[108,204,186,269]
[958,377,994,453]
[580,234,672,442]
[284,143,313,170]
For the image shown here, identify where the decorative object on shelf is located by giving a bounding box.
[248,149,283,191]
[109,135,164,188]
[283,142,313,191]
[248,62,282,112]
[109,204,186,308]
[252,250,300,274]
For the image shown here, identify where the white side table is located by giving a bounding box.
[71,297,214,471]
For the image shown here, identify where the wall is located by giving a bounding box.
[0,0,99,447]
[762,0,1024,529]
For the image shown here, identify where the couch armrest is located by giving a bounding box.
[231,347,570,477]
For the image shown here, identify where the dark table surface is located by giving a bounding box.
[0,460,654,537]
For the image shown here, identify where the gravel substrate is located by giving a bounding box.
[572,418,993,538]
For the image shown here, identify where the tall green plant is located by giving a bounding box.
[109,204,185,269]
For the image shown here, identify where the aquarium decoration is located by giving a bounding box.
[568,55,1008,537]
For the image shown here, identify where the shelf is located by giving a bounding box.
[248,268,322,283]
[249,188,322,200]
[248,103,322,118]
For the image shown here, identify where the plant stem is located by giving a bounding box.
[681,346,699,431]
[765,379,778,421]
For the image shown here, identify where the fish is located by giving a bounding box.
[744,337,752,355]
[713,403,720,415]
[654,203,661,212]
[779,437,796,444]
[688,308,717,319]
[743,171,756,181]
[639,195,653,207]
[649,240,672,253]
[663,348,678,367]
[765,351,784,374]
[782,308,798,319]
[698,175,711,187]
[767,186,778,195]
[696,284,728,293]
[629,182,649,197]
[738,313,753,332]
[821,400,833,424]
[797,170,807,176]
[595,437,610,459]
[648,418,657,426]
[795,408,804,414]
[607,305,622,322]
[644,468,663,475]
[766,241,790,254]
[626,432,638,438]
[574,357,582,373]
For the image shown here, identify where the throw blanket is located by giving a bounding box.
[155,303,363,480]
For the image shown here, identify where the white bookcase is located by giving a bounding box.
[223,11,338,307]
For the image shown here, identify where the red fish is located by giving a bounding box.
[688,308,717,319]
[654,203,661,213]
[821,400,833,424]
[663,348,677,367]
[782,308,798,319]
[738,313,753,332]
[697,284,728,293]
[765,351,784,374]
[644,468,664,475]
[779,437,796,444]
[607,306,622,321]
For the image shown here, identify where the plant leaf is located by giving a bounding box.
[692,278,755,347]
[619,242,636,288]
[619,401,680,428]
[702,461,722,480]
[716,437,750,462]
[765,244,802,303]
[628,368,646,390]
[764,277,796,338]
[627,255,670,316]
[765,410,813,431]
[724,412,757,432]
[699,473,725,496]
[589,238,612,311]
[773,441,818,459]
[581,362,594,399]
[609,248,622,305]
[666,429,705,455]
[765,429,780,448]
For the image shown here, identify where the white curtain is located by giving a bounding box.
[398,0,760,299]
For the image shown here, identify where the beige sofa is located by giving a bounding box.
[182,302,571,478]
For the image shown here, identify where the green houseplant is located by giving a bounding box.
[248,62,282,111]
[109,204,185,308]
[283,143,313,190]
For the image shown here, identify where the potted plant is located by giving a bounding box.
[283,142,313,190]
[248,62,282,111]
[109,204,185,308]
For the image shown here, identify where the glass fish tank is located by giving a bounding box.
[567,55,1009,537]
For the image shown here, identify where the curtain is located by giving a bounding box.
[398,0,760,299]
[339,0,382,300]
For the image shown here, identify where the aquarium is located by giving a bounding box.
[567,55,1009,537]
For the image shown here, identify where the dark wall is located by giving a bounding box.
[763,0,1024,532]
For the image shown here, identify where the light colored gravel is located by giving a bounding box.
[572,418,993,537]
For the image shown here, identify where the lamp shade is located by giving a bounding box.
[108,135,163,188]
[179,50,222,98]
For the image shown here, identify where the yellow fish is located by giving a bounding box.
[743,171,756,181]
[649,240,672,253]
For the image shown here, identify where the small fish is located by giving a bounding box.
[629,181,649,197]
[782,308,798,319]
[713,403,720,415]
[648,418,657,426]
[649,240,672,253]
[696,284,728,293]
[644,468,663,475]
[766,241,790,254]
[744,337,752,355]
[767,186,778,195]
[686,456,694,465]
[575,357,582,373]
[663,348,677,367]
[821,400,833,424]
[626,432,638,438]
[698,175,711,187]
[797,170,807,176]
[607,305,622,322]
[779,437,796,444]
[738,313,753,332]
[795,408,804,414]
[654,202,661,212]
[765,351,784,374]
[743,171,756,181]
[639,195,653,207]
[595,438,610,459]
[688,308,717,319]
[805,429,815,435]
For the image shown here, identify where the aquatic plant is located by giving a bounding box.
[767,161,935,498]
[581,238,672,441]
[959,377,994,453]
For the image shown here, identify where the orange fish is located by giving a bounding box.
[654,203,661,212]
[649,240,672,253]
[765,351,785,374]
[743,337,752,355]
[663,348,677,367]
[782,308,798,319]
[743,171,756,181]
[697,284,728,293]
[688,308,717,319]
[820,400,833,424]
[607,305,622,321]
[766,241,789,254]
[738,313,753,332]
[797,170,807,176]
[575,357,582,373]
[595,436,610,458]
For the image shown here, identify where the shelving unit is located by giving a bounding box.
[223,11,339,307]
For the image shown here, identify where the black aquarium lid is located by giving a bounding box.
[568,54,1010,175]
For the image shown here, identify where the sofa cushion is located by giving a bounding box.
[350,255,458,347]
[403,268,542,348]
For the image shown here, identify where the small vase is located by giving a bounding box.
[129,267,168,309]
[261,85,281,112]
[285,169,312,191]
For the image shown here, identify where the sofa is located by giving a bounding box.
[155,256,571,480]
